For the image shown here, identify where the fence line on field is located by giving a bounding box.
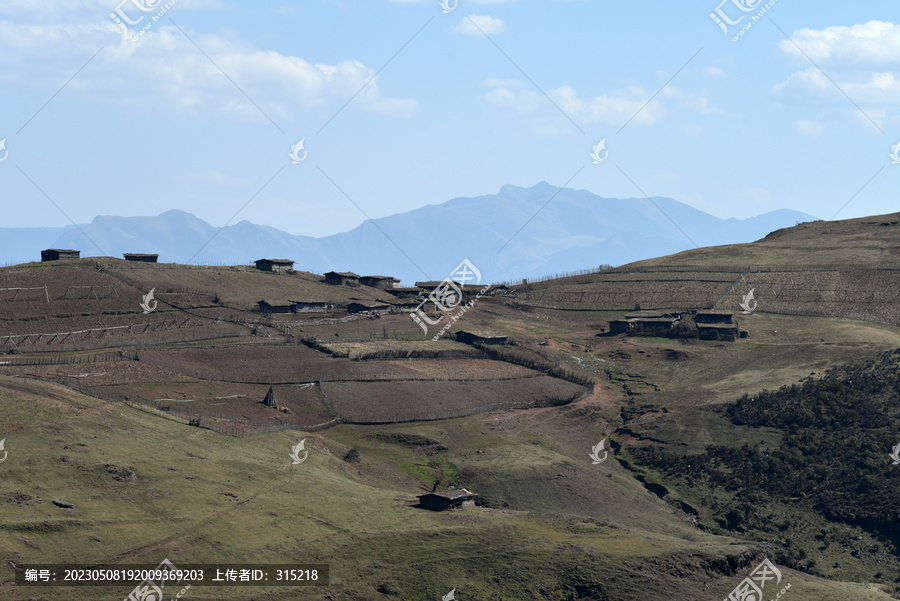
[62,378,341,437]
[512,268,900,326]
[504,262,900,292]
[333,384,594,424]
[607,263,900,274]
[0,286,50,302]
[496,265,614,287]
[134,362,547,384]
[0,321,248,354]
[61,374,592,435]
[0,350,131,366]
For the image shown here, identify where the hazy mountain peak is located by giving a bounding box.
[2,185,817,284]
[498,181,560,199]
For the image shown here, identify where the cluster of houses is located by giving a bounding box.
[40,249,160,263]
[36,251,751,338]
[253,258,491,319]
[254,259,408,316]
[253,258,503,319]
[37,250,474,320]
[608,310,747,341]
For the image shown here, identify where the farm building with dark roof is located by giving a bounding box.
[254,259,294,273]
[608,310,742,341]
[325,271,360,285]
[291,301,331,313]
[695,311,740,340]
[123,253,159,263]
[347,302,391,315]
[41,249,80,262]
[257,300,332,314]
[359,275,401,289]
[417,489,477,511]
[456,330,508,345]
[384,286,421,299]
[257,300,294,314]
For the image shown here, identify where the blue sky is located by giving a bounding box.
[0,0,898,238]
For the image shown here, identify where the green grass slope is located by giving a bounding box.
[0,371,895,600]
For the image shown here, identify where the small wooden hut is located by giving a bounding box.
[40,249,80,261]
[416,489,477,511]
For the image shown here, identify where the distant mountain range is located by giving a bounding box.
[0,182,817,284]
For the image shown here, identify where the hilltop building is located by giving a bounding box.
[415,279,466,290]
[123,253,159,263]
[384,286,421,299]
[359,275,401,289]
[325,271,360,286]
[254,259,294,273]
[40,249,80,262]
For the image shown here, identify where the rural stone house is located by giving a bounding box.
[254,258,294,273]
[258,300,332,314]
[384,286,421,299]
[415,279,464,291]
[257,300,294,314]
[609,310,743,341]
[695,311,740,341]
[456,330,508,345]
[417,489,477,511]
[123,253,159,263]
[347,302,391,315]
[40,248,80,261]
[324,271,360,286]
[609,311,681,335]
[291,301,331,313]
[359,275,401,289]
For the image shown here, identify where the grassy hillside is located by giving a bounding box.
[94,258,396,307]
[3,376,896,600]
[629,349,900,589]
[630,212,900,267]
[2,214,900,599]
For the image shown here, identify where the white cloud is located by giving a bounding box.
[452,14,505,36]
[793,119,824,136]
[0,0,230,22]
[483,81,664,130]
[773,67,900,106]
[0,20,416,121]
[777,21,900,65]
[772,22,900,124]
[703,66,726,78]
[484,84,543,115]
[481,79,715,132]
